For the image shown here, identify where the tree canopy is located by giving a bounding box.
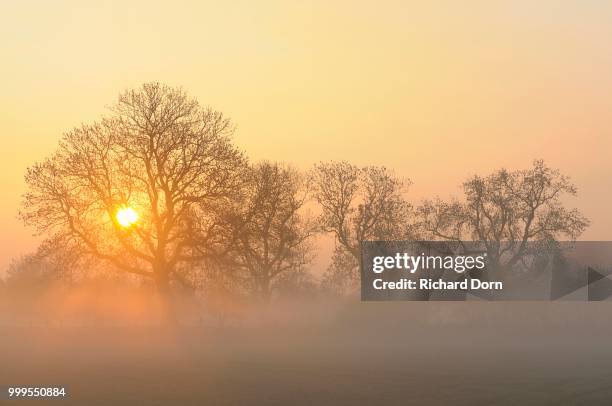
[21,83,246,294]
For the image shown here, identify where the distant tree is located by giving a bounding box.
[4,254,56,292]
[418,160,589,272]
[319,248,360,295]
[20,83,246,311]
[274,268,319,301]
[225,162,315,302]
[310,162,414,292]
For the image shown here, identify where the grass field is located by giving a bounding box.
[2,302,612,405]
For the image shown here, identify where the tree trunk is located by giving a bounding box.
[154,265,176,325]
[259,279,272,304]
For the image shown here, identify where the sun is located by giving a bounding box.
[116,206,139,227]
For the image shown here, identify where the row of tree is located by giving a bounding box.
[12,83,589,306]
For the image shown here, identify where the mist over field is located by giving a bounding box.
[1,81,609,404]
[2,287,612,405]
[0,73,608,405]
[3,2,612,404]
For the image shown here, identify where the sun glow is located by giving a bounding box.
[116,206,139,228]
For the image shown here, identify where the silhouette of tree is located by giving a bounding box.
[418,160,589,272]
[20,83,246,308]
[5,254,56,292]
[224,162,315,302]
[310,162,415,291]
[320,248,359,295]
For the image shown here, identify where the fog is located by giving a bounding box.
[2,286,612,405]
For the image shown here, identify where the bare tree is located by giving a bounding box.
[20,83,246,308]
[310,162,414,291]
[4,254,57,292]
[418,160,589,272]
[224,162,315,302]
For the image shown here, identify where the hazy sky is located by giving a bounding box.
[2,0,612,271]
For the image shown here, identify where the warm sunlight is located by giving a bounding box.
[116,206,139,228]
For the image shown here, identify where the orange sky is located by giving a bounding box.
[2,1,612,271]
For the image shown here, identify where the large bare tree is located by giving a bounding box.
[224,162,315,302]
[20,83,246,302]
[418,160,589,272]
[310,162,414,291]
